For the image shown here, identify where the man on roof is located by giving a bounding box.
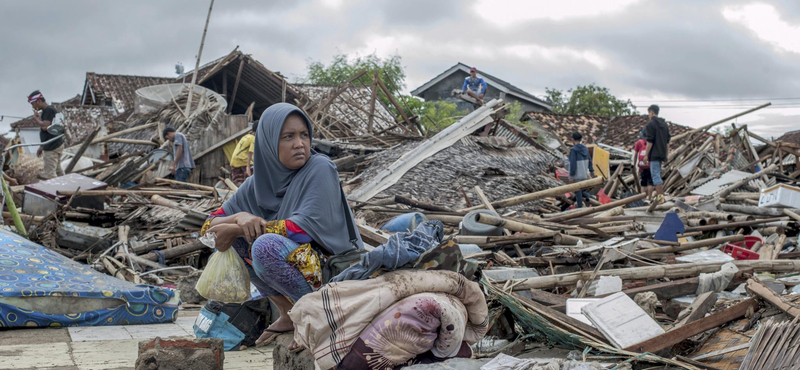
[461,67,487,105]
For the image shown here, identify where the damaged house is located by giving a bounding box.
[411,62,553,113]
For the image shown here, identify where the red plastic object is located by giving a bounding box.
[722,244,760,260]
[729,235,763,250]
[597,189,611,204]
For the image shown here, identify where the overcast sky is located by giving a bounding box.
[2,0,799,139]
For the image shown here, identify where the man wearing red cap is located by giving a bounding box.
[461,67,487,105]
[28,90,65,179]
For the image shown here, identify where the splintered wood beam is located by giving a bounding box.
[747,278,800,318]
[66,126,102,173]
[227,57,245,114]
[624,298,759,353]
[367,70,378,133]
[376,77,415,134]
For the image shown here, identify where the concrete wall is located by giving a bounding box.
[418,70,549,113]
[18,129,40,154]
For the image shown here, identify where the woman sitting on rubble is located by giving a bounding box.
[202,102,363,347]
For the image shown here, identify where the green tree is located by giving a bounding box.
[544,84,636,118]
[303,53,468,134]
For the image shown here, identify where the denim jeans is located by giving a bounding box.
[175,167,192,182]
[575,190,589,208]
[650,161,663,186]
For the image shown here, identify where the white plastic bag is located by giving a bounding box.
[195,234,251,303]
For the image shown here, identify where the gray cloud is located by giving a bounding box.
[1,0,799,137]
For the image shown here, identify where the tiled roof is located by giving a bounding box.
[778,129,800,146]
[523,111,608,146]
[603,115,696,150]
[294,84,398,135]
[10,103,116,146]
[84,72,173,113]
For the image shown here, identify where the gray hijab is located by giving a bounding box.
[222,103,363,255]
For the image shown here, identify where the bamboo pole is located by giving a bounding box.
[1,177,26,238]
[547,193,646,223]
[719,204,797,217]
[460,177,603,212]
[90,122,159,144]
[474,213,552,234]
[672,103,772,142]
[635,235,744,255]
[685,217,787,232]
[508,260,800,290]
[57,189,211,197]
[185,0,215,117]
[155,178,217,191]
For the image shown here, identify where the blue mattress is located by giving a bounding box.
[0,229,180,328]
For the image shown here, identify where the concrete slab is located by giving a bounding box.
[124,323,191,340]
[566,298,599,327]
[0,342,74,369]
[226,346,275,370]
[581,292,666,349]
[175,316,198,336]
[69,326,132,342]
[0,327,71,346]
[71,339,138,370]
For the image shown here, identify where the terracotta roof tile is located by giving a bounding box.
[85,72,172,113]
[603,115,695,150]
[523,111,607,145]
[778,129,800,146]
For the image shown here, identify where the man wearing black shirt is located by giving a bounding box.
[643,104,670,204]
[28,90,64,179]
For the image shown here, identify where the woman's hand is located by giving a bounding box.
[207,224,243,252]
[235,213,268,243]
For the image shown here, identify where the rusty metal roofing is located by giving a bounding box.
[84,72,173,113]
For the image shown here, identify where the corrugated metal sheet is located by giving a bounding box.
[691,170,751,196]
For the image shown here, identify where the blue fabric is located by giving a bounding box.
[650,161,663,186]
[330,220,444,282]
[193,308,245,351]
[381,212,428,233]
[568,143,594,180]
[0,229,179,328]
[654,212,684,243]
[175,168,191,182]
[462,77,487,95]
[575,190,589,208]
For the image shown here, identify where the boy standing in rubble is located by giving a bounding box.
[568,132,595,208]
[163,127,195,183]
[633,130,654,202]
[28,91,65,180]
[643,105,670,204]
[230,121,257,186]
[462,67,487,105]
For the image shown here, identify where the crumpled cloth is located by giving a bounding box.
[289,269,488,370]
[329,220,444,282]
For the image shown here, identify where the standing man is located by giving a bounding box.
[633,130,654,202]
[230,121,257,186]
[461,67,487,105]
[643,105,671,204]
[28,91,64,180]
[568,131,595,208]
[163,127,195,182]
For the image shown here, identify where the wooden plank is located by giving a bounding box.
[65,126,101,173]
[357,224,389,246]
[675,291,717,328]
[624,298,759,353]
[529,289,568,306]
[90,122,158,144]
[192,127,251,161]
[226,57,245,114]
[747,278,800,318]
[367,71,378,133]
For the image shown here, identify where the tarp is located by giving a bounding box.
[0,229,179,328]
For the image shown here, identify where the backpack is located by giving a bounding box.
[46,112,66,136]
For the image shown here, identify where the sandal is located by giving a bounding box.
[255,328,293,347]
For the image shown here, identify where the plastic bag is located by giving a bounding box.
[195,234,251,303]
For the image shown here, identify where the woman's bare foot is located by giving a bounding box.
[255,315,294,347]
